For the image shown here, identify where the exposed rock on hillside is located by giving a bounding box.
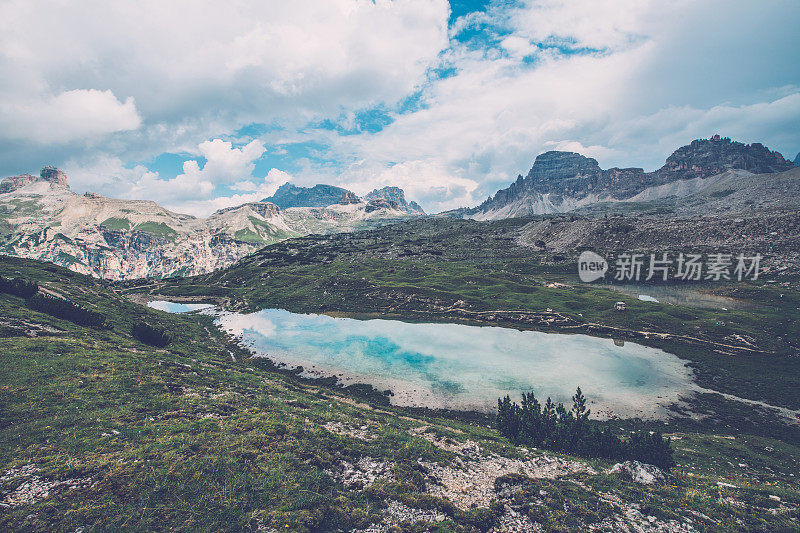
[607,461,666,484]
[339,190,361,205]
[0,166,70,193]
[365,198,401,212]
[263,183,354,208]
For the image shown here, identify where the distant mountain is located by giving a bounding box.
[263,183,355,208]
[0,170,424,279]
[364,186,425,214]
[265,182,426,215]
[794,152,800,166]
[471,135,795,220]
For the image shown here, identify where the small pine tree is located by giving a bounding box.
[496,386,673,470]
[572,387,590,423]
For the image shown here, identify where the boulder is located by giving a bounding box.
[607,461,666,484]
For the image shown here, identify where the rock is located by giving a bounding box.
[365,198,401,213]
[0,173,37,194]
[607,461,666,484]
[39,166,70,188]
[214,201,281,218]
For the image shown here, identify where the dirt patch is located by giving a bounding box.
[324,421,378,441]
[0,464,94,508]
[421,454,595,510]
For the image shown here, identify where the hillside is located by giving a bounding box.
[2,256,800,531]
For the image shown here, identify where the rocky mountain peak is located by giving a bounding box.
[364,186,425,214]
[0,166,71,194]
[794,152,800,166]
[525,151,602,184]
[40,166,70,187]
[658,134,794,180]
[263,182,355,209]
[339,190,361,205]
[214,201,281,218]
[474,135,796,219]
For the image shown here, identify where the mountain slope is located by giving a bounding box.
[0,169,424,279]
[473,135,795,220]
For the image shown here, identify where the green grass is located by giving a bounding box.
[132,221,177,238]
[100,217,131,231]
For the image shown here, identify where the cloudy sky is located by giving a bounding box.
[1,0,798,215]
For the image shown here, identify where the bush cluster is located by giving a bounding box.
[496,387,674,470]
[26,292,110,329]
[0,275,38,298]
[132,322,171,348]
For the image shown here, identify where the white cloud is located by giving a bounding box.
[344,159,480,212]
[65,139,284,216]
[0,89,141,143]
[172,169,290,217]
[0,0,449,153]
[504,0,675,51]
[6,0,800,214]
[182,139,266,185]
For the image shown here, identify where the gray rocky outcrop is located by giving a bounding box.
[607,461,666,484]
[364,186,426,214]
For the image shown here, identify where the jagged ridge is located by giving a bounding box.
[475,135,795,219]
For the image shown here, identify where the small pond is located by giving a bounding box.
[212,308,695,418]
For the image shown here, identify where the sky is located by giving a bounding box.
[0,0,798,216]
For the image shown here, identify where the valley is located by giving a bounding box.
[2,255,800,532]
[2,135,800,531]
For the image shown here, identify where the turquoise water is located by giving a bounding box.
[215,308,695,418]
[147,300,214,313]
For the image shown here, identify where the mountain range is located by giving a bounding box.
[1,135,796,280]
[264,183,425,214]
[467,135,797,220]
[0,170,423,279]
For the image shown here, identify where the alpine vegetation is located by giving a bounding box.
[496,388,675,470]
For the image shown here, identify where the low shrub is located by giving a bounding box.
[496,387,674,470]
[132,321,171,348]
[26,293,109,329]
[0,275,38,298]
